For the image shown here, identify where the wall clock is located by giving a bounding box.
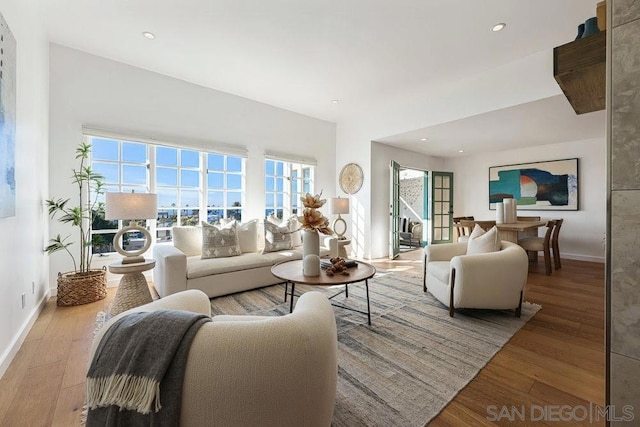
[339,163,364,194]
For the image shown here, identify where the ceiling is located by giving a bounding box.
[39,0,604,156]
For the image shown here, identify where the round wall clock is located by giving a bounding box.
[339,163,364,194]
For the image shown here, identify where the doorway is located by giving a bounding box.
[389,162,454,259]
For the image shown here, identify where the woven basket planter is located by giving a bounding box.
[56,267,107,307]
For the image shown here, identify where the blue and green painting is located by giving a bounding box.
[489,168,570,206]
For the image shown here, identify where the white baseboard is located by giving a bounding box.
[0,293,49,379]
[561,253,605,263]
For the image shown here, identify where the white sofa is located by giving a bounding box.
[153,221,337,298]
[423,240,529,317]
[89,289,338,426]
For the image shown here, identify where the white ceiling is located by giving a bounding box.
[39,0,604,156]
[378,94,606,157]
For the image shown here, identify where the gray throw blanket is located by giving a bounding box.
[86,309,210,426]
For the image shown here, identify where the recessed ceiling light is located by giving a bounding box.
[420,138,427,141]
[142,31,156,40]
[331,99,339,104]
[458,150,464,153]
[491,23,506,32]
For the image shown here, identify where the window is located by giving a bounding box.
[206,153,243,223]
[88,135,245,252]
[265,159,314,219]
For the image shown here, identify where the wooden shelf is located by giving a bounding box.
[553,30,606,115]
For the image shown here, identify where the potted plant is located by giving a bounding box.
[45,142,108,306]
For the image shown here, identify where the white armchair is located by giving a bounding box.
[90,290,338,426]
[422,241,529,317]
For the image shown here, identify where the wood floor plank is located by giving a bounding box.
[51,383,85,427]
[0,252,604,426]
[1,360,66,427]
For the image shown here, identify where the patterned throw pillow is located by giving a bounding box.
[201,221,242,259]
[262,219,293,253]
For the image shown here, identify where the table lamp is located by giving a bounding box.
[105,191,158,264]
[329,197,349,239]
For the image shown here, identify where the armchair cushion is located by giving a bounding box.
[466,225,499,255]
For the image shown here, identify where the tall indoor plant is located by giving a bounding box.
[45,142,108,306]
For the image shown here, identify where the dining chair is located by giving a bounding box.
[453,216,474,242]
[551,218,563,269]
[518,220,556,275]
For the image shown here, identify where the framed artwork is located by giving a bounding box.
[489,158,578,211]
[0,12,16,218]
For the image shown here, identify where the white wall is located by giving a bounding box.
[444,137,606,262]
[369,142,445,259]
[336,51,566,260]
[48,44,337,289]
[0,1,49,377]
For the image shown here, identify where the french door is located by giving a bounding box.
[430,171,453,244]
[389,160,401,259]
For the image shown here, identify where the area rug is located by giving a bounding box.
[210,272,541,426]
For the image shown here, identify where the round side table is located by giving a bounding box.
[108,259,155,316]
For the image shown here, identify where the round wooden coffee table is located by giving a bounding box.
[271,259,376,325]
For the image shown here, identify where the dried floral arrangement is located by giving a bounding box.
[325,257,350,276]
[298,192,333,235]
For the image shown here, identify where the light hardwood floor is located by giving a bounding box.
[0,252,604,426]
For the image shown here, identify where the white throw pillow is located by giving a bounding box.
[466,225,500,255]
[288,215,302,247]
[201,221,242,259]
[262,219,293,253]
[237,219,259,253]
[172,226,203,257]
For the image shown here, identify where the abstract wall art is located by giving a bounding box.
[0,11,16,218]
[489,158,578,211]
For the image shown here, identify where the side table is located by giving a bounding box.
[337,239,351,258]
[108,259,155,316]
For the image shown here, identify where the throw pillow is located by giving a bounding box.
[466,225,500,255]
[266,213,281,225]
[262,219,293,253]
[201,221,242,259]
[288,215,302,247]
[172,226,203,257]
[237,219,259,253]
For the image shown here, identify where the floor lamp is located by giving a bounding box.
[105,191,158,264]
[329,197,350,239]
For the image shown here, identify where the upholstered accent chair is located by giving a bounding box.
[422,240,529,317]
[89,290,338,426]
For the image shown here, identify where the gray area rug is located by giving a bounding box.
[210,271,541,426]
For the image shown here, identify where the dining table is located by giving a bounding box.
[494,220,547,244]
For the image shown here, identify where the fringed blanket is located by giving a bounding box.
[86,309,210,426]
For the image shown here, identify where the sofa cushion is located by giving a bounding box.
[173,226,202,257]
[467,225,499,255]
[428,261,451,284]
[262,220,293,253]
[187,249,298,278]
[201,221,242,259]
[186,246,332,279]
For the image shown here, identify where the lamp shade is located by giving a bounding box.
[329,197,349,215]
[105,192,158,220]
